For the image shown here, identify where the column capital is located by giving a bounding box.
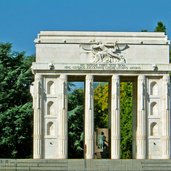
[35,73,43,81]
[60,74,67,80]
[86,74,93,80]
[138,74,145,81]
[163,74,170,82]
[112,74,120,81]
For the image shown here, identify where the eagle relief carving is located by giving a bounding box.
[80,41,128,63]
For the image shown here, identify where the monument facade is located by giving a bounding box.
[31,31,171,159]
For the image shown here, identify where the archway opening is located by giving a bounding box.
[94,79,110,159]
[68,81,84,159]
[120,81,133,159]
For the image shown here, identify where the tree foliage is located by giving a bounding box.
[68,88,84,158]
[154,21,166,33]
[120,82,133,159]
[0,43,34,158]
[94,83,109,128]
[141,21,166,33]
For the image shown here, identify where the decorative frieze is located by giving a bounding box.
[80,41,128,63]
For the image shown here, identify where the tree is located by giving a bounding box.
[141,29,148,32]
[154,21,166,33]
[94,83,109,128]
[0,43,34,158]
[120,82,133,159]
[68,88,84,158]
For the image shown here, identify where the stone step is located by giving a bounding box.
[141,160,171,171]
[1,159,171,171]
[0,159,68,171]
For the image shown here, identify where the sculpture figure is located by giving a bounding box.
[81,41,128,63]
[98,131,106,150]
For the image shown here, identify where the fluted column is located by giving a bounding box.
[161,74,171,159]
[57,74,68,159]
[132,81,137,159]
[111,75,120,159]
[85,75,94,159]
[33,74,43,159]
[136,75,146,159]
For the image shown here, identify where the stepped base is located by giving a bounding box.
[0,159,171,171]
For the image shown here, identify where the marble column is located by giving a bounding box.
[57,74,68,159]
[85,75,94,159]
[111,75,120,159]
[132,81,137,159]
[33,74,43,159]
[161,74,171,159]
[136,75,146,159]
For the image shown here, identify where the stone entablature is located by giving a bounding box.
[35,31,170,65]
[35,31,169,44]
[31,31,171,160]
[32,63,171,72]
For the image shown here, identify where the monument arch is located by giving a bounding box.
[31,31,171,159]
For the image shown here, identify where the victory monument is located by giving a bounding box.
[28,31,171,170]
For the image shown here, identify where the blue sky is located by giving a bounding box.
[0,0,171,55]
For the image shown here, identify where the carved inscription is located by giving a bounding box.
[65,64,127,70]
[64,64,142,70]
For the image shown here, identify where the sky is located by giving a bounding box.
[0,0,171,55]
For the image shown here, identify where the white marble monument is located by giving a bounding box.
[31,31,171,159]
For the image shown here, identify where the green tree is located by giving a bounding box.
[120,82,133,159]
[94,83,109,128]
[141,29,148,32]
[154,21,166,33]
[68,88,84,158]
[0,43,34,158]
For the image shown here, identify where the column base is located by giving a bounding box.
[85,155,94,159]
[136,155,146,159]
[162,155,170,159]
[111,155,120,159]
[57,156,68,159]
[33,155,42,159]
